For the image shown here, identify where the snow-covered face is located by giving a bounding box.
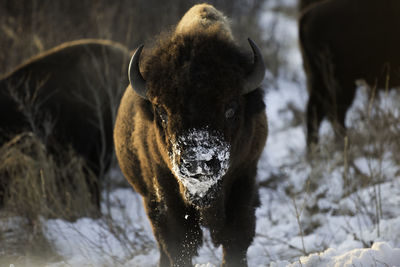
[169,128,231,208]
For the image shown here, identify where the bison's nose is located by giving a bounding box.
[181,156,220,177]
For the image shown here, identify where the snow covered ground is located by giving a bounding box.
[11,0,400,266]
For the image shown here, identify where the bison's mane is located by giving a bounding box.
[140,31,264,115]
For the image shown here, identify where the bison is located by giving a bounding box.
[0,39,130,207]
[299,0,400,148]
[114,4,268,267]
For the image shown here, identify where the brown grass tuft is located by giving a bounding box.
[0,132,99,221]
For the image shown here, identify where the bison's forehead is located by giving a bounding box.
[142,33,252,104]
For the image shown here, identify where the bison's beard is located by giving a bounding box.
[169,128,230,208]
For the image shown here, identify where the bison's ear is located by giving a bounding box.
[129,45,148,100]
[242,38,265,95]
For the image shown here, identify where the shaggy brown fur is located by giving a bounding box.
[0,39,130,207]
[114,4,267,267]
[299,0,400,147]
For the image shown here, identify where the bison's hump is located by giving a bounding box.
[175,3,233,41]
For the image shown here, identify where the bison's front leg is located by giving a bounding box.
[220,175,259,267]
[144,195,202,267]
[220,207,256,267]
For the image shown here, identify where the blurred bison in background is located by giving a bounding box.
[0,39,130,209]
[299,0,400,148]
[114,4,267,267]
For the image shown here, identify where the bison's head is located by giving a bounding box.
[129,34,265,207]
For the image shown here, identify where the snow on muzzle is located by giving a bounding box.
[169,128,231,207]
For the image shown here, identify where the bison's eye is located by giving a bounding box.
[156,106,168,124]
[225,102,238,119]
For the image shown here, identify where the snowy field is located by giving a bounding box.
[6,0,400,266]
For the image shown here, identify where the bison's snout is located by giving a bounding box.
[169,128,230,207]
[180,149,222,177]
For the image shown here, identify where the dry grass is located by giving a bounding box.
[270,74,400,257]
[0,129,154,264]
[292,83,400,242]
[0,132,100,265]
[0,132,99,221]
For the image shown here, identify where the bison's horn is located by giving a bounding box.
[129,44,148,99]
[242,38,265,95]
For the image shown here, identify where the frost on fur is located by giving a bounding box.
[169,128,230,207]
[175,3,233,41]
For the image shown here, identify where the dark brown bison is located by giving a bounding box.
[299,0,400,147]
[0,39,130,207]
[114,4,268,267]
